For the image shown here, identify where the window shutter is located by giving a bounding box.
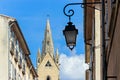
[111,0,116,3]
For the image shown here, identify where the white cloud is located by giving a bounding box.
[60,53,88,80]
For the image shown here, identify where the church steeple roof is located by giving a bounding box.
[55,49,59,64]
[36,19,60,80]
[42,19,54,58]
[37,48,41,57]
[37,48,41,67]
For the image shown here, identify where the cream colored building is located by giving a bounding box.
[0,15,38,80]
[36,19,60,80]
[84,0,120,80]
[84,0,102,80]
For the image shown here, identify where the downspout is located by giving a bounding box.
[101,0,107,80]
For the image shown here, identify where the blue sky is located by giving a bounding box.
[0,0,87,80]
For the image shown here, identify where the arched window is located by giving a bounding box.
[38,58,40,63]
[47,76,51,80]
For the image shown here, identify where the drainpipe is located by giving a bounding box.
[101,0,107,80]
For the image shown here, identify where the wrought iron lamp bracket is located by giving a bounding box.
[63,2,102,21]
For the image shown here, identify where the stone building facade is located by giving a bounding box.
[84,0,120,80]
[0,15,38,80]
[84,0,102,80]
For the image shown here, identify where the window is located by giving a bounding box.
[111,0,116,9]
[20,56,22,65]
[12,66,16,80]
[111,0,116,3]
[11,41,14,50]
[8,27,12,39]
[23,64,25,71]
[9,61,12,79]
[18,75,22,80]
[14,49,18,62]
[10,31,15,55]
[12,63,14,79]
[16,49,18,57]
[14,68,16,80]
[16,40,19,52]
[45,61,52,67]
[22,63,25,75]
[18,55,22,69]
[38,58,40,63]
[10,41,15,55]
[47,76,51,80]
[11,31,15,39]
[47,41,50,45]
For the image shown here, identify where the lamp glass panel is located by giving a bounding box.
[64,30,76,46]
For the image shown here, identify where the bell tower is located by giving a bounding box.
[36,19,60,80]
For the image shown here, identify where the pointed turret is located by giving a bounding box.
[37,48,41,68]
[42,19,54,58]
[55,49,59,65]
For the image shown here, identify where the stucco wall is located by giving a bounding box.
[0,16,9,80]
[38,53,59,80]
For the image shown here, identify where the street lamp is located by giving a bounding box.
[63,21,78,50]
[63,2,102,50]
[63,0,107,80]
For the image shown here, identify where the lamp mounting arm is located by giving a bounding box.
[63,2,102,20]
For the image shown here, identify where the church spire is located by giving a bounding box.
[55,49,59,65]
[37,48,41,68]
[36,19,60,80]
[42,19,54,58]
